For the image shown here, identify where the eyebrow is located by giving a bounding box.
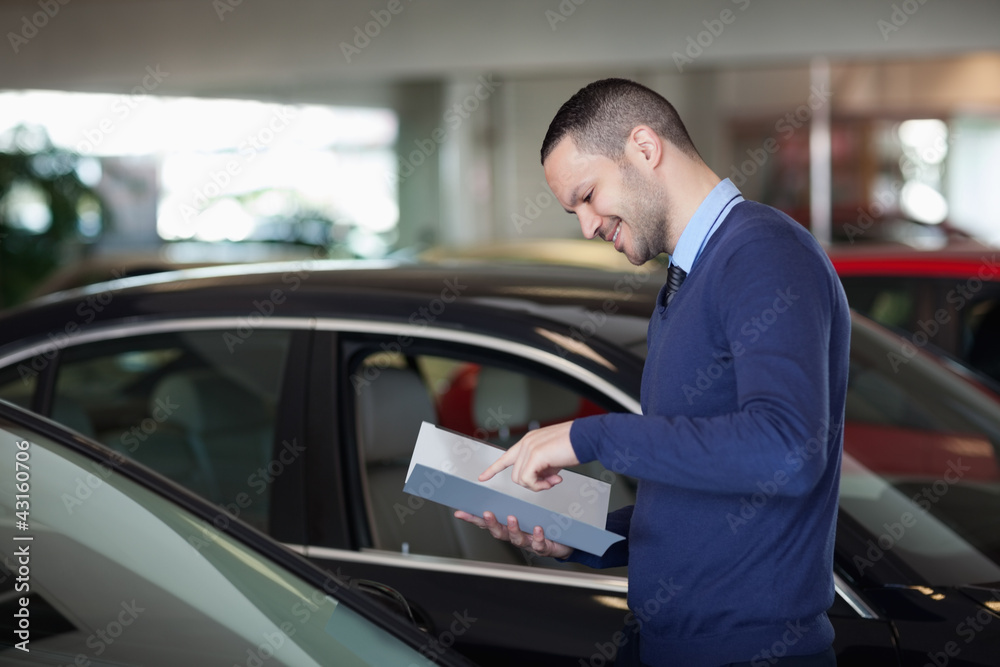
[564,186,582,214]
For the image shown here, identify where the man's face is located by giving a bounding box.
[543,136,668,266]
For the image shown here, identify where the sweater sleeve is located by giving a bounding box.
[563,504,632,569]
[570,233,847,497]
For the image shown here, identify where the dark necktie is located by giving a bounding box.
[665,264,687,307]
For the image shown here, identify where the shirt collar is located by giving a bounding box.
[669,178,743,273]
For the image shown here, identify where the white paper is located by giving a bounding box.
[403,422,624,556]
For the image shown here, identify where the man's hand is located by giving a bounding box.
[479,421,579,491]
[453,510,574,559]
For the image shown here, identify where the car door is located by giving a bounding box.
[293,324,636,666]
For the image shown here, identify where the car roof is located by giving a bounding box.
[828,239,999,277]
[17,259,661,310]
[0,260,662,384]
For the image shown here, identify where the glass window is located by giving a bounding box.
[840,276,920,337]
[349,344,633,575]
[50,329,291,532]
[963,295,1000,384]
[0,364,34,410]
[842,321,1000,583]
[0,420,435,665]
[840,275,1000,380]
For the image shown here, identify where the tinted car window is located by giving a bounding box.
[349,345,634,574]
[0,420,437,666]
[966,297,1000,383]
[841,275,1000,383]
[50,329,291,532]
[0,368,33,410]
[841,320,1000,583]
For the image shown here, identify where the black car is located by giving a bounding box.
[0,259,999,665]
[0,397,476,665]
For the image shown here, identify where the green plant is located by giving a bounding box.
[0,124,103,308]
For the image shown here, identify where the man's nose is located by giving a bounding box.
[579,211,602,240]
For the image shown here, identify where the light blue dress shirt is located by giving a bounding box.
[669,178,744,274]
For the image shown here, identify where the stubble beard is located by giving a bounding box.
[618,160,669,266]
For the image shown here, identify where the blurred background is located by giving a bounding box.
[1,0,998,307]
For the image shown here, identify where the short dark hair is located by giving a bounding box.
[540,78,699,164]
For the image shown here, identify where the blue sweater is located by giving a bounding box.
[569,201,851,666]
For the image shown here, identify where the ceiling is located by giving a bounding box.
[2,0,999,106]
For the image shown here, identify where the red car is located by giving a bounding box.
[828,240,1000,385]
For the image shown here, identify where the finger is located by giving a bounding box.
[531,525,549,553]
[480,445,518,482]
[506,516,530,548]
[482,511,509,540]
[546,473,563,485]
[454,510,485,528]
[512,445,538,488]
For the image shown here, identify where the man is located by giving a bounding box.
[455,78,849,666]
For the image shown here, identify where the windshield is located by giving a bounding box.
[0,416,436,666]
[840,316,1000,584]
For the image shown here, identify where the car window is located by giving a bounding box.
[965,296,1000,383]
[0,420,437,666]
[348,343,634,575]
[49,329,291,533]
[841,320,1000,583]
[841,275,1000,383]
[840,277,916,332]
[0,367,34,410]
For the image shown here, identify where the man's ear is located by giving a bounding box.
[627,125,663,170]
